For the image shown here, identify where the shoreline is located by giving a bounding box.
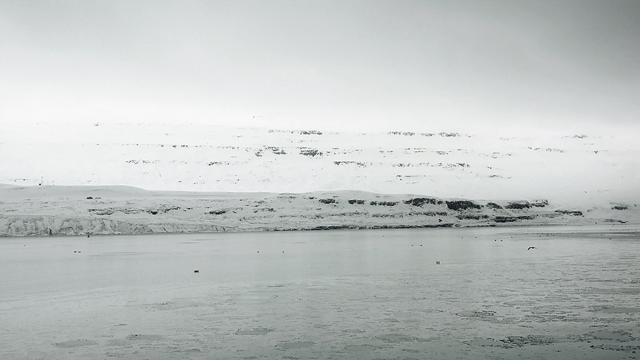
[2,185,637,238]
[3,222,638,240]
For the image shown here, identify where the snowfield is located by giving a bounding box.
[1,122,638,204]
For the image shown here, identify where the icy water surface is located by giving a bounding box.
[1,226,639,359]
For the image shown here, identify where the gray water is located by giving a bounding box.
[1,226,639,359]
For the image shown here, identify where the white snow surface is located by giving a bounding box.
[1,121,639,206]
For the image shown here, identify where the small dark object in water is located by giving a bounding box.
[194,270,199,273]
[436,261,441,265]
[257,250,260,253]
[528,246,536,250]
[282,250,285,254]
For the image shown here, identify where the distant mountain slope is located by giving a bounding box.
[1,185,637,237]
[1,122,639,205]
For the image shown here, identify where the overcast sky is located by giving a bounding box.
[1,0,638,133]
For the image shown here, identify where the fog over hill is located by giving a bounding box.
[1,122,638,207]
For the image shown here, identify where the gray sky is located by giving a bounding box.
[1,0,638,133]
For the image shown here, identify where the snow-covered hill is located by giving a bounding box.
[1,122,638,207]
[1,185,638,237]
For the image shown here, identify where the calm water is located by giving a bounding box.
[1,226,639,359]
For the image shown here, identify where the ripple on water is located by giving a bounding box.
[275,340,315,350]
[523,311,585,323]
[586,329,636,342]
[374,333,430,343]
[342,343,387,352]
[53,339,98,348]
[474,335,558,349]
[456,310,496,319]
[584,287,640,295]
[589,344,640,352]
[456,309,518,324]
[589,305,640,314]
[234,327,274,335]
[125,334,164,341]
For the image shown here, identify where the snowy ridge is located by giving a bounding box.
[1,185,637,237]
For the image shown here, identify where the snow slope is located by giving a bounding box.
[1,185,637,237]
[1,122,638,206]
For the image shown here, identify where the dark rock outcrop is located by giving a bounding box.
[318,198,337,204]
[555,210,583,216]
[494,215,536,223]
[456,214,489,220]
[299,148,323,157]
[404,198,439,207]
[486,202,503,209]
[369,201,398,206]
[505,201,531,209]
[531,200,549,208]
[446,201,481,211]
